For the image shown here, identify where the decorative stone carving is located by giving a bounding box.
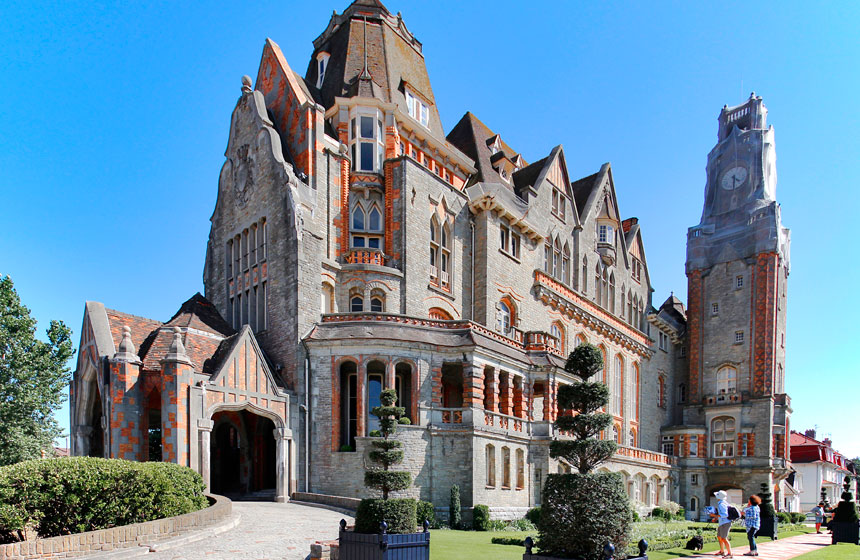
[233,144,254,207]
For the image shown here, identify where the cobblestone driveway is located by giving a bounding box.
[149,501,351,560]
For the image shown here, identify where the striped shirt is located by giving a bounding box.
[744,505,760,530]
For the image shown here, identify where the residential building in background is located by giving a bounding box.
[790,430,854,512]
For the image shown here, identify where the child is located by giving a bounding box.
[742,495,761,557]
[811,502,825,534]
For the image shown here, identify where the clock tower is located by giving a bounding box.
[682,93,791,511]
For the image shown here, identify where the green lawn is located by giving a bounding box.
[429,526,814,560]
[792,543,860,559]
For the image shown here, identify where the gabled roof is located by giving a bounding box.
[164,293,235,337]
[447,112,526,187]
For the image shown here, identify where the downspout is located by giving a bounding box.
[300,338,311,493]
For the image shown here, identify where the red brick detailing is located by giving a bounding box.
[462,364,484,408]
[337,123,350,259]
[356,358,366,437]
[499,372,512,415]
[431,366,443,406]
[384,125,399,159]
[383,160,401,259]
[686,269,704,403]
[513,377,526,419]
[752,252,779,397]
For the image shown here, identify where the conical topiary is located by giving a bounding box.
[759,482,776,518]
[354,388,417,534]
[538,344,632,560]
[832,476,859,523]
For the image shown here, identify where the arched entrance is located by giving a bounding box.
[210,409,277,498]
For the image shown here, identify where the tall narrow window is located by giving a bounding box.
[502,447,511,489]
[516,449,525,490]
[627,291,633,325]
[315,52,330,89]
[601,269,609,309]
[544,243,552,274]
[497,300,512,335]
[351,202,383,249]
[405,90,430,127]
[613,356,623,415]
[441,224,452,288]
[657,375,666,408]
[550,322,564,354]
[486,445,496,487]
[349,109,385,172]
[595,265,602,305]
[430,218,440,283]
[500,222,510,252]
[553,238,562,279]
[366,365,384,434]
[340,361,358,449]
[581,257,588,293]
[609,273,616,314]
[370,296,384,313]
[562,243,571,285]
[350,295,363,312]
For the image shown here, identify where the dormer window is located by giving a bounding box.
[316,52,330,89]
[405,90,429,128]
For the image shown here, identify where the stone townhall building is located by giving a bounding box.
[70,0,792,519]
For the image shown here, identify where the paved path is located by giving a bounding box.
[148,501,352,560]
[684,530,830,559]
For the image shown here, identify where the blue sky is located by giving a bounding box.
[1,1,858,455]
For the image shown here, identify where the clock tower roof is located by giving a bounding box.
[718,91,767,142]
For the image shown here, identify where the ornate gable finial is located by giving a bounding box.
[163,326,192,365]
[113,325,141,363]
[241,75,253,94]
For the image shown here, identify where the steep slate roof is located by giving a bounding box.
[103,294,238,374]
[570,172,600,219]
[306,0,446,138]
[512,156,547,197]
[447,112,526,187]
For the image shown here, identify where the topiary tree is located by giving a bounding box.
[538,344,632,559]
[832,476,859,523]
[354,389,416,534]
[757,481,778,539]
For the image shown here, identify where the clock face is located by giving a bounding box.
[721,165,748,190]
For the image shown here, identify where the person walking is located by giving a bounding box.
[710,490,734,558]
[811,502,825,534]
[742,495,761,557]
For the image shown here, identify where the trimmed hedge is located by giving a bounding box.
[472,505,490,531]
[538,472,632,560]
[355,498,417,534]
[0,457,207,543]
[525,507,541,525]
[416,500,435,527]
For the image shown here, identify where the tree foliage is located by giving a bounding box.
[0,276,74,466]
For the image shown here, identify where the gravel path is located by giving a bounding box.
[148,501,352,560]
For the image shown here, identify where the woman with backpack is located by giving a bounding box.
[710,490,736,558]
[742,495,762,557]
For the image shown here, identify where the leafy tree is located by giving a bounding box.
[538,344,631,559]
[0,276,74,466]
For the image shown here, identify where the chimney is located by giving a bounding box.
[805,429,816,439]
[824,438,832,448]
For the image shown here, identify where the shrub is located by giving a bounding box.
[790,512,806,524]
[538,344,630,560]
[525,507,541,525]
[0,457,207,542]
[662,500,682,517]
[416,500,435,527]
[449,485,461,529]
[539,472,632,559]
[355,498,417,534]
[355,388,415,534]
[339,445,354,452]
[492,536,526,546]
[368,429,382,437]
[509,518,536,531]
[632,511,640,522]
[777,512,791,524]
[472,505,491,531]
[398,417,411,425]
[651,507,668,520]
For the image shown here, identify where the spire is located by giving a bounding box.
[162,326,192,365]
[113,325,141,363]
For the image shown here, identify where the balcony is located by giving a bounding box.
[704,389,742,406]
[344,248,386,266]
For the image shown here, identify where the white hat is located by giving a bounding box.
[714,490,728,500]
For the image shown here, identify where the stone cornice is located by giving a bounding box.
[533,270,653,358]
